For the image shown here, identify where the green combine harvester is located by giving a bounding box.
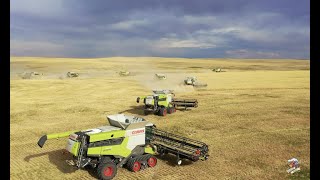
[37,114,209,180]
[136,90,198,116]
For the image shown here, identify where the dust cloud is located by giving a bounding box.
[128,61,195,93]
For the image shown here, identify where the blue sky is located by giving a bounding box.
[10,0,310,59]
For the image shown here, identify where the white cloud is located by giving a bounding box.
[155,38,216,48]
[109,19,149,30]
[10,4,309,58]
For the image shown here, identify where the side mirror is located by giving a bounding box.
[136,97,140,103]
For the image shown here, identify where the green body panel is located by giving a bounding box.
[43,123,157,159]
[157,94,170,107]
[70,141,80,156]
[144,146,156,155]
[139,94,173,108]
[87,147,102,156]
[88,130,126,142]
[87,136,131,157]
[47,131,78,139]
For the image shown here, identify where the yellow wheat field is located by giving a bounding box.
[10,57,310,179]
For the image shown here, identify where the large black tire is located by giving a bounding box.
[167,107,175,114]
[144,110,149,115]
[127,158,141,172]
[159,108,167,116]
[147,156,157,167]
[97,162,117,180]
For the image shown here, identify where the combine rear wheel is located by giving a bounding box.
[159,108,167,116]
[167,107,176,114]
[147,156,157,167]
[97,162,117,180]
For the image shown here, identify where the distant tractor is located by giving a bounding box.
[119,71,130,76]
[136,90,198,116]
[67,72,79,77]
[37,114,209,180]
[155,73,166,80]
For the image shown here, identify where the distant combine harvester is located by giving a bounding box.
[155,73,166,80]
[212,68,226,72]
[21,71,43,79]
[67,72,79,78]
[119,71,130,76]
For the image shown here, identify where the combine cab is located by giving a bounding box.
[37,114,209,180]
[136,90,198,116]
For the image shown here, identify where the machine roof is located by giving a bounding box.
[107,114,153,130]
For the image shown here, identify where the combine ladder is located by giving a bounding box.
[76,135,90,168]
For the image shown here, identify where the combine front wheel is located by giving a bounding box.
[97,162,117,180]
[132,161,141,172]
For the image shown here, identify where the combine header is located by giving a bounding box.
[146,127,208,163]
[171,98,198,109]
[37,114,209,180]
[136,90,198,116]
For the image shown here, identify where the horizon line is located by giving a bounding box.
[10,55,309,61]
